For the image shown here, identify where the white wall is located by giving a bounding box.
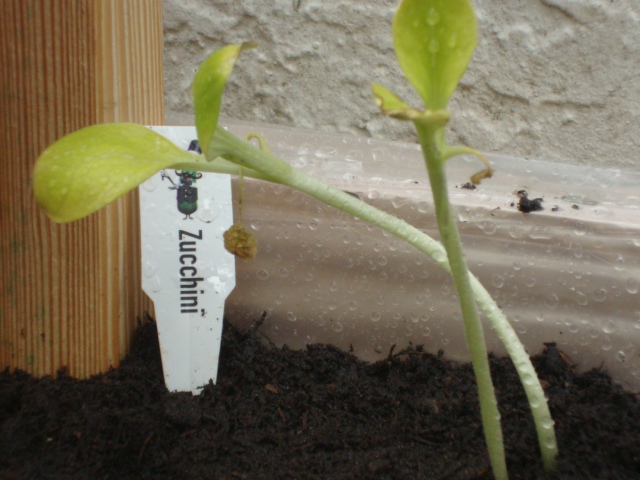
[164,0,640,171]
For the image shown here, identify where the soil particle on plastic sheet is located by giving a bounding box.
[1,318,640,480]
[515,189,544,213]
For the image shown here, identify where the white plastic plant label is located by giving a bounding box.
[140,126,235,394]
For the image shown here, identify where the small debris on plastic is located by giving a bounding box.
[515,190,544,213]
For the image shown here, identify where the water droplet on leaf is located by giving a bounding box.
[426,6,440,26]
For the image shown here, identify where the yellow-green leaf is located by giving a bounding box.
[372,82,451,125]
[33,123,197,223]
[372,83,412,114]
[393,0,476,110]
[192,42,257,157]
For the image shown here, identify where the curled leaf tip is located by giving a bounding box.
[246,133,272,154]
[470,167,493,185]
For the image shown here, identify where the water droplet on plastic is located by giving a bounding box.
[492,275,505,288]
[545,294,559,309]
[574,223,587,236]
[287,312,297,322]
[602,318,615,334]
[315,147,337,159]
[371,311,381,322]
[575,291,588,306]
[480,221,497,235]
[617,350,627,362]
[626,277,638,294]
[331,321,344,333]
[593,288,607,303]
[297,144,311,155]
[573,243,583,259]
[256,269,269,280]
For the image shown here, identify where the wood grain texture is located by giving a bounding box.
[0,0,163,378]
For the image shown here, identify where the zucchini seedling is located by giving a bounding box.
[32,1,557,477]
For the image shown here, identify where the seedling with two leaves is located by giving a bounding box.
[33,1,557,478]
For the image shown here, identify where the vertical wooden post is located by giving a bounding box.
[0,0,163,378]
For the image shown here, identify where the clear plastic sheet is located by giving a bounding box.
[178,119,640,389]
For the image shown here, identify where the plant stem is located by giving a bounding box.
[414,123,508,480]
[192,126,557,471]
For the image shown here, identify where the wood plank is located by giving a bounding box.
[0,0,162,378]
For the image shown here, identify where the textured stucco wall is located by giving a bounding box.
[164,0,640,171]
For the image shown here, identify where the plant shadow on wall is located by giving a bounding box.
[29,0,639,479]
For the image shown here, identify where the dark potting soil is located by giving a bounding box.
[1,318,639,480]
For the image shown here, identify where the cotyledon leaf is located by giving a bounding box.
[372,82,451,125]
[393,0,476,110]
[192,42,257,158]
[33,123,198,223]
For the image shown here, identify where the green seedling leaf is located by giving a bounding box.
[33,123,197,223]
[193,42,257,157]
[371,83,420,120]
[393,0,476,110]
[372,82,451,125]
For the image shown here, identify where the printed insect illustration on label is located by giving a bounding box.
[161,140,204,219]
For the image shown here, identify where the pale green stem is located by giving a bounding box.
[185,126,557,470]
[415,123,507,480]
